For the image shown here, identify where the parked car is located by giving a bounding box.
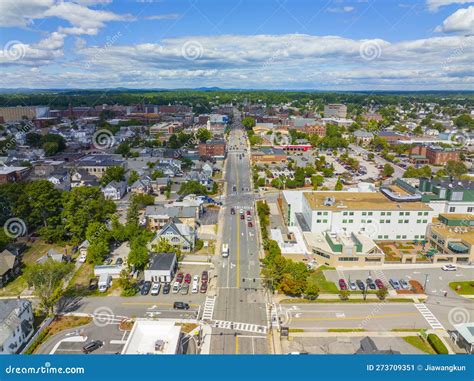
[88,278,98,291]
[201,271,208,282]
[173,302,189,310]
[150,282,161,295]
[246,210,251,216]
[240,214,244,220]
[115,257,123,266]
[338,279,347,290]
[442,264,457,271]
[366,278,376,290]
[172,281,181,293]
[78,253,87,263]
[141,281,152,295]
[200,282,208,293]
[356,280,365,291]
[104,258,113,265]
[399,279,410,290]
[348,280,357,291]
[180,283,189,295]
[82,340,103,354]
[374,279,384,289]
[176,272,184,283]
[162,282,171,294]
[389,278,401,290]
[247,215,252,221]
[184,273,191,284]
[248,221,253,228]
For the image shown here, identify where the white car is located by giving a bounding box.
[150,282,161,295]
[77,253,87,263]
[192,275,199,293]
[442,264,457,271]
[172,281,181,293]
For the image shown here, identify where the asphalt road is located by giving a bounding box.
[210,110,269,354]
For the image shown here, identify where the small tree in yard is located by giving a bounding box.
[339,289,350,301]
[118,270,137,297]
[25,259,74,315]
[377,287,388,300]
[304,283,320,300]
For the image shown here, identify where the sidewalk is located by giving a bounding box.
[274,293,425,303]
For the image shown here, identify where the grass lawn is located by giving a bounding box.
[65,262,121,297]
[280,298,414,304]
[328,328,366,332]
[403,336,435,354]
[0,240,71,297]
[449,281,474,295]
[307,269,339,293]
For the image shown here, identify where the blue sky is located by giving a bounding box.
[0,0,473,90]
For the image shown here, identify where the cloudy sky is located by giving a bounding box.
[0,0,473,90]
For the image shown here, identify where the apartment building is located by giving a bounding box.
[0,299,34,354]
[410,145,460,165]
[323,104,347,118]
[198,139,226,158]
[68,154,126,179]
[282,190,434,241]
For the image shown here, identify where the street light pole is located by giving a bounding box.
[423,273,429,294]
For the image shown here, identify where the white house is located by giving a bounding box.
[102,180,127,200]
[144,253,177,283]
[0,299,34,354]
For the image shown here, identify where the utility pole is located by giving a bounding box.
[423,273,429,294]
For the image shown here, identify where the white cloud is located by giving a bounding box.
[435,6,474,33]
[326,6,355,13]
[0,0,54,28]
[146,13,182,20]
[426,0,474,11]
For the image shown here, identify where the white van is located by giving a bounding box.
[98,274,112,293]
[221,243,229,258]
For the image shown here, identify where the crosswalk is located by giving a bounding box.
[415,303,445,330]
[212,320,268,334]
[201,296,216,320]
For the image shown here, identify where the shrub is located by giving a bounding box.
[427,334,448,354]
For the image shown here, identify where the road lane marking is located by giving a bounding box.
[291,312,419,322]
[235,335,239,354]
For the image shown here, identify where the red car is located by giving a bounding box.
[246,210,251,216]
[200,282,208,293]
[338,279,347,290]
[248,221,253,228]
[184,273,191,284]
[240,214,244,220]
[176,272,184,283]
[375,279,384,289]
[201,271,208,282]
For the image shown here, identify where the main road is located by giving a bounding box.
[209,109,270,354]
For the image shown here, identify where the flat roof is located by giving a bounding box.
[121,320,181,355]
[430,224,474,245]
[454,323,474,345]
[439,214,474,221]
[303,192,432,211]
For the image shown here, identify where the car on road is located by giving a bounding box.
[248,221,253,228]
[246,215,252,221]
[82,340,103,354]
[348,280,357,291]
[172,281,181,293]
[375,279,384,289]
[231,208,235,215]
[246,210,251,216]
[162,283,171,294]
[442,264,457,271]
[201,271,208,282]
[141,281,152,295]
[399,279,410,290]
[240,214,244,220]
[356,280,365,291]
[176,272,184,283]
[240,209,244,215]
[338,279,347,290]
[180,283,189,295]
[200,282,208,293]
[389,278,401,290]
[173,302,189,310]
[184,273,191,284]
[366,278,376,290]
[150,282,161,295]
[88,278,98,291]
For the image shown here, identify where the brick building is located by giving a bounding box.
[198,139,226,158]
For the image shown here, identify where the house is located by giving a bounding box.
[150,220,196,252]
[186,171,213,191]
[451,322,474,354]
[145,204,200,230]
[130,178,152,195]
[70,169,99,188]
[355,337,400,354]
[354,130,374,145]
[0,299,34,354]
[0,166,29,185]
[144,252,178,283]
[251,147,287,165]
[0,250,21,287]
[36,249,67,264]
[47,169,71,191]
[68,154,126,179]
[102,180,127,200]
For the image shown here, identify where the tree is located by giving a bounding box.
[87,239,109,264]
[100,166,125,186]
[118,269,137,297]
[151,170,164,180]
[445,160,468,177]
[377,287,388,300]
[178,180,207,196]
[25,259,74,315]
[304,283,319,300]
[43,141,60,156]
[382,163,394,177]
[127,170,139,186]
[128,242,149,270]
[334,177,343,191]
[196,128,212,142]
[311,174,324,190]
[454,114,474,130]
[242,117,255,130]
[115,142,131,157]
[152,237,183,261]
[339,289,350,301]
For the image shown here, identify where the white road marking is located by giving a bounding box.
[414,304,445,330]
[202,296,217,320]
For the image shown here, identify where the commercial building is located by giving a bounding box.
[324,104,347,118]
[282,190,434,242]
[251,147,287,165]
[0,166,29,184]
[69,154,126,179]
[198,139,226,158]
[410,145,460,165]
[144,252,178,283]
[0,106,49,123]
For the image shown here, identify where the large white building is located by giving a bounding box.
[0,299,34,354]
[282,190,434,242]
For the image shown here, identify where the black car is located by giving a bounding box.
[173,301,190,310]
[141,281,152,295]
[356,279,365,291]
[162,283,171,294]
[82,340,103,354]
[88,278,98,291]
[115,257,123,266]
[366,278,376,290]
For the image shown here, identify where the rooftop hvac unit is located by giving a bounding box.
[323,196,335,206]
[155,340,165,352]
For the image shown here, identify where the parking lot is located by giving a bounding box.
[324,267,472,297]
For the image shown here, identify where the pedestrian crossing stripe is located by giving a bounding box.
[414,303,445,330]
[212,320,268,334]
[201,296,216,321]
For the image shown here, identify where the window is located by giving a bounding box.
[406,212,410,216]
[342,219,347,223]
[348,219,353,223]
[349,212,354,216]
[368,212,373,216]
[415,235,419,239]
[343,212,348,216]
[449,207,455,212]
[468,207,473,213]
[398,219,403,224]
[323,219,328,223]
[317,212,322,216]
[424,212,428,216]
[378,235,383,239]
[362,212,367,216]
[381,212,385,216]
[380,220,384,224]
[386,220,391,224]
[384,235,388,239]
[387,212,391,216]
[404,220,409,224]
[323,212,328,216]
[399,212,404,216]
[402,235,407,239]
[339,257,358,262]
[396,235,401,239]
[361,219,366,224]
[317,219,321,223]
[417,220,421,223]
